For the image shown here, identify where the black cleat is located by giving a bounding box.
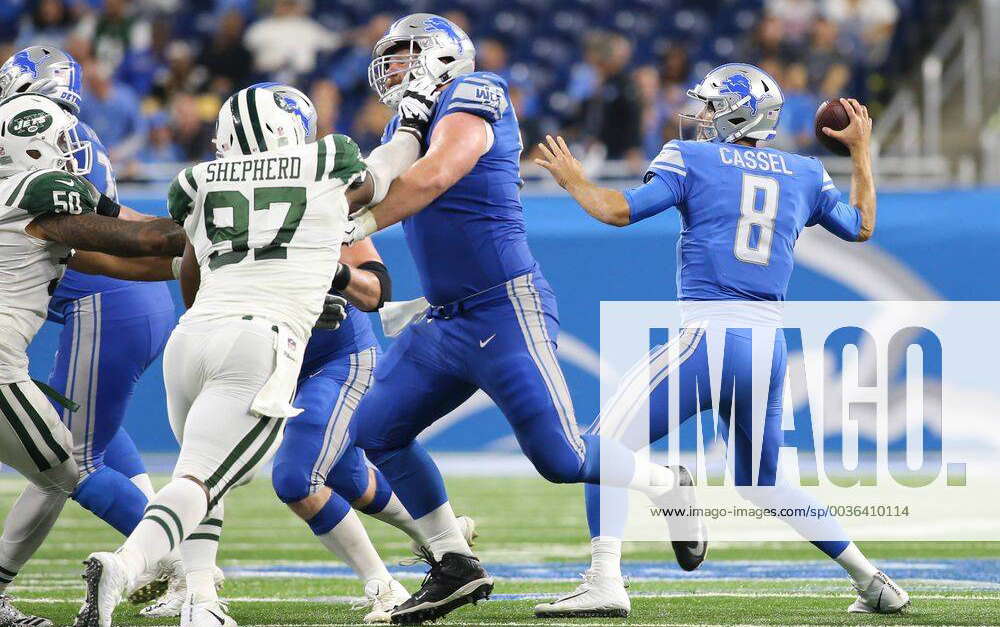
[663,465,708,572]
[390,548,493,624]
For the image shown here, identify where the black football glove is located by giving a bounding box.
[315,293,348,331]
[397,76,440,142]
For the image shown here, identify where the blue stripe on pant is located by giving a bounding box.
[355,271,586,519]
[271,347,379,535]
[46,285,175,534]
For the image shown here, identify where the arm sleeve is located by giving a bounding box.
[440,74,509,124]
[807,164,861,241]
[624,141,687,223]
[364,131,421,205]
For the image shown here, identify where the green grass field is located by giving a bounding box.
[2,474,998,626]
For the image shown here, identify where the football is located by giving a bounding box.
[815,99,853,156]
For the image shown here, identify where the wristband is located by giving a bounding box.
[96,194,121,218]
[171,257,183,280]
[358,260,392,308]
[332,263,352,291]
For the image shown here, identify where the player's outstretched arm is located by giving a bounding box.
[68,251,175,281]
[334,238,391,312]
[821,98,876,241]
[27,212,187,257]
[535,135,631,227]
[346,112,489,242]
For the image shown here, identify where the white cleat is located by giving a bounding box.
[408,515,478,556]
[73,552,130,627]
[533,570,630,618]
[141,565,225,618]
[128,555,182,605]
[848,571,910,614]
[0,593,54,626]
[360,578,409,624]
[180,595,237,627]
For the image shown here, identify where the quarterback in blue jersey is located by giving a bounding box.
[346,14,702,623]
[0,48,176,543]
[534,63,909,617]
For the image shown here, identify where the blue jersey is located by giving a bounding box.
[302,299,378,373]
[382,71,536,305]
[48,121,140,320]
[624,140,862,301]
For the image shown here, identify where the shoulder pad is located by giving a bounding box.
[442,73,509,123]
[15,169,97,216]
[316,134,366,184]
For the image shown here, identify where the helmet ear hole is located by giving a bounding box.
[26,149,41,159]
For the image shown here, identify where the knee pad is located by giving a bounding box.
[531,451,584,484]
[271,461,314,504]
[41,457,79,496]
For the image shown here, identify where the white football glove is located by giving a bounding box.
[397,76,440,141]
[344,208,377,246]
[315,293,348,331]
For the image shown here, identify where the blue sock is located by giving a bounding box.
[359,467,393,515]
[813,539,850,559]
[72,466,148,536]
[307,493,352,536]
[366,441,447,519]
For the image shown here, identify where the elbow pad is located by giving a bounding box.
[364,131,421,206]
[358,260,391,309]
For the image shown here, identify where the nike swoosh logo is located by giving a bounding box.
[207,609,226,625]
[479,334,496,348]
[55,179,76,187]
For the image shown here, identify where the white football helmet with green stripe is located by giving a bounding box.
[214,86,307,158]
[0,93,90,179]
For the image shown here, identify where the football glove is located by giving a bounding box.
[315,293,348,331]
[344,208,377,246]
[397,76,440,141]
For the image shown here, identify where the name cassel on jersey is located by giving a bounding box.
[204,155,302,184]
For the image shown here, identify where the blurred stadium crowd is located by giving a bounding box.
[0,0,958,181]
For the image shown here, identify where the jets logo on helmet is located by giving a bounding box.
[0,93,90,178]
[679,63,784,143]
[214,86,308,158]
[9,109,53,137]
[368,13,475,108]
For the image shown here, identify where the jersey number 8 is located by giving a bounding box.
[733,173,778,265]
[203,186,306,270]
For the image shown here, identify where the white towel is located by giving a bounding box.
[379,297,430,338]
[251,323,306,419]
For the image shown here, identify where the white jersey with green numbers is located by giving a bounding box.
[167,134,366,342]
[0,168,99,383]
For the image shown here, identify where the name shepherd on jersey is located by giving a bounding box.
[204,155,302,184]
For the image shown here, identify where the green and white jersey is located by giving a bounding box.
[168,134,366,341]
[0,168,98,383]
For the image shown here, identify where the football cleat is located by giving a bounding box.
[533,570,630,618]
[848,571,910,614]
[654,465,708,571]
[73,552,130,627]
[128,555,182,605]
[180,595,237,627]
[141,566,225,618]
[408,515,478,555]
[360,579,410,624]
[0,593,54,626]
[389,549,493,624]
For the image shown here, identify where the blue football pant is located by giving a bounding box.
[585,327,850,558]
[272,347,394,535]
[356,273,588,519]
[47,288,175,534]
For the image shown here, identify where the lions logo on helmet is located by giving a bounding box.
[368,13,475,108]
[680,63,783,144]
[250,81,317,142]
[0,46,83,113]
